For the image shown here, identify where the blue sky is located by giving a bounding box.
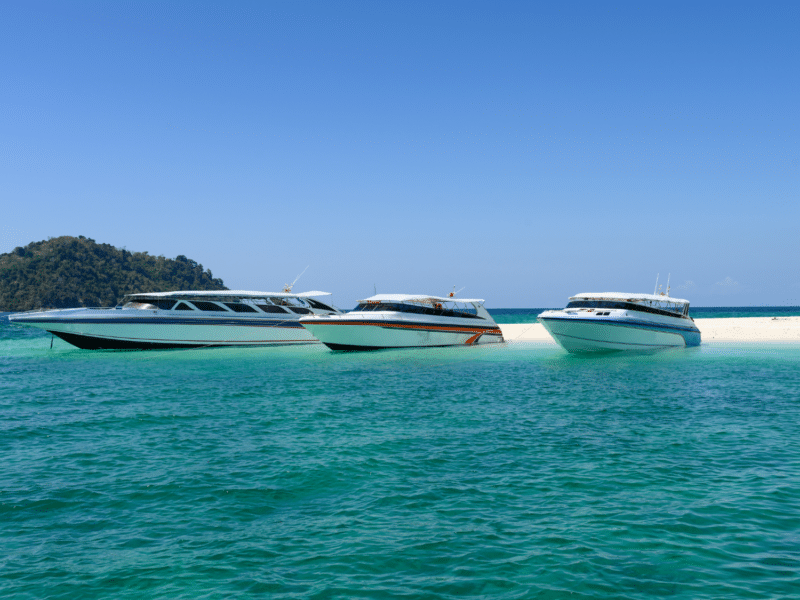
[2,1,797,307]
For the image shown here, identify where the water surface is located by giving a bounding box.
[2,320,799,599]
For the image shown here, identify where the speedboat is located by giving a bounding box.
[537,292,701,352]
[8,290,342,349]
[299,293,504,351]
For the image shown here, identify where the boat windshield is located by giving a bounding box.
[353,301,480,319]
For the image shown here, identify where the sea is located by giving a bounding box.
[2,308,799,599]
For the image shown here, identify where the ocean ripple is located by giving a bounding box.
[2,326,800,598]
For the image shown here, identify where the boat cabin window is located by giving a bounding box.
[224,302,257,313]
[306,299,335,312]
[287,306,312,314]
[124,298,177,310]
[255,304,289,314]
[269,296,309,308]
[565,300,687,318]
[125,302,157,310]
[354,301,481,320]
[643,299,686,313]
[175,302,194,311]
[191,301,229,312]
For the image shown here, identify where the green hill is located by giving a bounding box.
[0,236,227,312]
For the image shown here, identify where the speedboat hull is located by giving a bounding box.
[538,314,701,352]
[300,316,504,351]
[9,309,318,350]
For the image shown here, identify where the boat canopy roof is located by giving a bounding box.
[359,294,485,304]
[570,292,690,305]
[126,290,331,299]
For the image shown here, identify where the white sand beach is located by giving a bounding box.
[499,323,554,342]
[499,317,800,344]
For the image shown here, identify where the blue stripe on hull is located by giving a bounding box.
[15,317,305,328]
[539,316,701,348]
[556,332,679,348]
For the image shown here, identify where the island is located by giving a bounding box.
[0,236,226,312]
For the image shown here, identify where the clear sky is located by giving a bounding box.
[2,1,798,307]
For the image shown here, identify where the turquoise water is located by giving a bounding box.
[2,318,800,599]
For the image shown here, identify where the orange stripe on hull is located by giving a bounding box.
[308,321,502,335]
[464,332,483,345]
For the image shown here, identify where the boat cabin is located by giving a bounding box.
[119,291,338,315]
[352,294,490,320]
[565,293,691,318]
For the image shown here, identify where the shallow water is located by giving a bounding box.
[2,320,799,599]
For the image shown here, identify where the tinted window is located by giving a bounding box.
[307,299,335,311]
[155,300,176,310]
[129,298,176,310]
[175,302,193,311]
[355,302,480,319]
[287,306,312,314]
[565,300,684,318]
[224,303,257,313]
[255,304,288,314]
[191,301,228,312]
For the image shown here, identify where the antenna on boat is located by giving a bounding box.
[666,273,671,296]
[653,273,659,296]
[449,286,465,298]
[283,265,309,293]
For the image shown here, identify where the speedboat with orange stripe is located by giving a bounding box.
[299,293,504,351]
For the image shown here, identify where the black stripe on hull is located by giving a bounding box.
[49,331,314,350]
[323,342,480,352]
[324,343,386,352]
[51,331,205,350]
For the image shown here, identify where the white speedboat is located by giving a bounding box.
[8,290,341,349]
[538,292,701,352]
[299,293,504,351]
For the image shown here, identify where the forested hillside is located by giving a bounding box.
[0,236,227,311]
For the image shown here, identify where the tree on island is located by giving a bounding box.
[0,236,227,312]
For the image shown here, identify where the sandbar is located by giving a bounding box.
[499,317,800,343]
